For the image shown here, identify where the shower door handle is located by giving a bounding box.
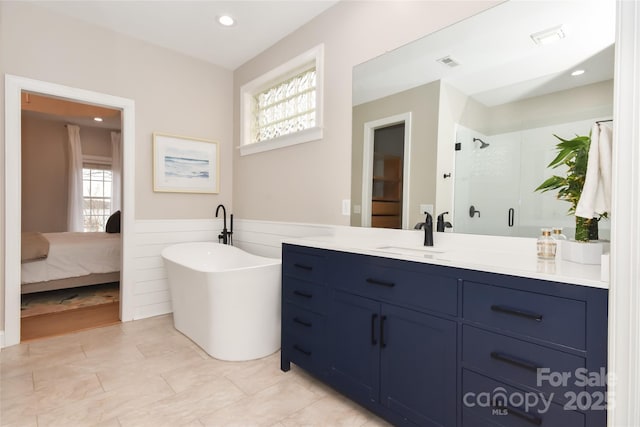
[508,208,515,227]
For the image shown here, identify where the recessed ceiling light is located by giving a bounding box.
[93,117,103,122]
[217,15,235,27]
[571,69,585,76]
[530,25,565,45]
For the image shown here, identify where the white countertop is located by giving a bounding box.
[282,228,608,290]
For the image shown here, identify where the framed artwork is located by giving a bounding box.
[153,133,219,193]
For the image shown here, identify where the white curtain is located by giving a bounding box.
[110,131,122,212]
[67,124,84,231]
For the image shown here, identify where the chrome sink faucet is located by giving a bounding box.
[414,212,434,247]
[215,204,233,245]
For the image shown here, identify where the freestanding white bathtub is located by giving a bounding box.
[161,242,281,361]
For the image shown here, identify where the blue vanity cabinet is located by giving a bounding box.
[460,274,608,427]
[280,245,329,378]
[326,290,380,403]
[280,244,608,427]
[378,303,457,425]
[326,251,458,426]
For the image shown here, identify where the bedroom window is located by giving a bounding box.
[239,44,324,156]
[82,164,112,232]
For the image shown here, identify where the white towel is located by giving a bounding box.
[576,123,612,218]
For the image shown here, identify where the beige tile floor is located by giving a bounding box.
[0,315,391,427]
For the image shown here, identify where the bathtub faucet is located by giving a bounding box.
[215,204,233,245]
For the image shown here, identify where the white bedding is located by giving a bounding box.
[21,232,121,284]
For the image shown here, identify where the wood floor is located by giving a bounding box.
[21,301,120,342]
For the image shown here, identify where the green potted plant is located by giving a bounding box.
[535,133,605,242]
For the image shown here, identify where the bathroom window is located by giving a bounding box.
[240,44,324,156]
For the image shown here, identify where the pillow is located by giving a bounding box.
[105,210,121,233]
[21,232,50,263]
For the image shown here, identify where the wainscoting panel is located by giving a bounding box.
[131,218,339,320]
[232,219,335,258]
[132,219,222,320]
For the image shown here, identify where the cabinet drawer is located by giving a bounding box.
[463,369,585,427]
[371,215,401,228]
[283,277,328,314]
[372,201,400,215]
[282,304,328,376]
[282,303,327,377]
[282,303,326,342]
[283,245,327,284]
[463,281,586,349]
[334,256,457,316]
[462,326,586,404]
[282,333,327,377]
[463,409,503,427]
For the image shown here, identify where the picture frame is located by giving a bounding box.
[153,133,219,193]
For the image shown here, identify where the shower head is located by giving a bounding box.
[473,137,490,149]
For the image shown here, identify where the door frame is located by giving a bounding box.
[4,75,136,347]
[361,112,412,229]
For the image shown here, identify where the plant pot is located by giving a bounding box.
[561,240,603,264]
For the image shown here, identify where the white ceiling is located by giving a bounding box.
[353,0,616,107]
[31,0,339,70]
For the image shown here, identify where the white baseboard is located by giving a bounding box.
[0,331,5,348]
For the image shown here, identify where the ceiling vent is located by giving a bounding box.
[530,25,565,45]
[436,56,460,68]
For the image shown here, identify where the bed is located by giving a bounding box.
[21,232,121,294]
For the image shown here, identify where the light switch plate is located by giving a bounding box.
[342,199,351,216]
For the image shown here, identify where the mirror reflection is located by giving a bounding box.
[351,0,615,238]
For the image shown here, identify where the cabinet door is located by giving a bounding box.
[380,304,457,427]
[328,290,381,405]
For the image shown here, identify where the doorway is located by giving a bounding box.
[371,124,405,229]
[361,112,412,229]
[20,93,122,341]
[4,75,135,347]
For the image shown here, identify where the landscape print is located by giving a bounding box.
[164,148,210,180]
[153,133,219,193]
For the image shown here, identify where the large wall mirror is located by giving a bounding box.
[351,0,615,239]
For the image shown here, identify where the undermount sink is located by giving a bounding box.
[374,245,446,258]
